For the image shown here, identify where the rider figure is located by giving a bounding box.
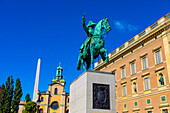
[80,13,96,56]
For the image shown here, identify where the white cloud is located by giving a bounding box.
[113,20,139,32]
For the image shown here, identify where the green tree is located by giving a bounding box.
[0,76,22,113]
[11,78,23,113]
[25,93,31,103]
[22,101,37,113]
[4,76,14,113]
[0,84,6,113]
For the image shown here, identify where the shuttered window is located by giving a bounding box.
[156,50,162,64]
[143,57,147,70]
[131,62,135,75]
[123,85,126,96]
[122,67,125,78]
[145,78,150,90]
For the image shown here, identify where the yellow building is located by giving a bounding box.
[37,64,69,113]
[94,13,170,113]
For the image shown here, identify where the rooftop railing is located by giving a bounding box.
[151,22,158,29]
[129,38,135,44]
[94,12,170,68]
[119,44,125,50]
[139,31,146,37]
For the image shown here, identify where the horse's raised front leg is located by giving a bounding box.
[81,57,86,70]
[100,48,109,64]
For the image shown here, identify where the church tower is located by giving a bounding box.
[53,63,65,82]
[37,63,69,113]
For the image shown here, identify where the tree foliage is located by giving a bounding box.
[0,76,22,113]
[4,76,14,113]
[0,84,5,113]
[22,101,37,113]
[11,78,23,113]
[25,93,31,103]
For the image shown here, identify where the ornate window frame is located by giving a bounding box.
[153,46,162,65]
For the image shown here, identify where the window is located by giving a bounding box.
[123,85,126,96]
[124,104,127,109]
[122,67,125,79]
[51,102,59,110]
[133,82,137,93]
[156,71,166,87]
[134,102,138,107]
[131,79,137,94]
[66,110,69,113]
[41,97,43,102]
[131,62,136,75]
[147,99,151,104]
[147,111,152,113]
[68,98,69,103]
[162,109,168,113]
[144,78,150,90]
[39,109,43,113]
[161,96,166,102]
[54,88,58,95]
[159,73,165,86]
[155,50,162,64]
[142,57,148,70]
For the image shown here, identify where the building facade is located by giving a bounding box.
[94,13,170,113]
[18,64,69,113]
[37,64,69,113]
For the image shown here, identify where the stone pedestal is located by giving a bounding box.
[69,70,116,113]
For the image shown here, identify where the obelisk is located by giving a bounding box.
[33,58,41,102]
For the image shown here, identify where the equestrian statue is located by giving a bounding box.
[77,13,111,70]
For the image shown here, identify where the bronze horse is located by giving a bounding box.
[77,17,111,70]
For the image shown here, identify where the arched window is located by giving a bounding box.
[39,109,43,113]
[54,88,57,95]
[58,71,60,75]
[41,97,43,102]
[66,110,69,113]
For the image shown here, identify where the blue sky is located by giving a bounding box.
[0,0,169,100]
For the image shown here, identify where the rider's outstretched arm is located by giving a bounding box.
[82,13,88,33]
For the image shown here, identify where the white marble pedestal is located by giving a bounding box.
[69,70,116,113]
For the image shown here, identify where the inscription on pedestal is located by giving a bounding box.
[93,83,110,110]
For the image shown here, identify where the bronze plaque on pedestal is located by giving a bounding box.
[93,83,110,109]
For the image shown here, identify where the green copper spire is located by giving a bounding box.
[52,62,65,82]
[56,62,63,80]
